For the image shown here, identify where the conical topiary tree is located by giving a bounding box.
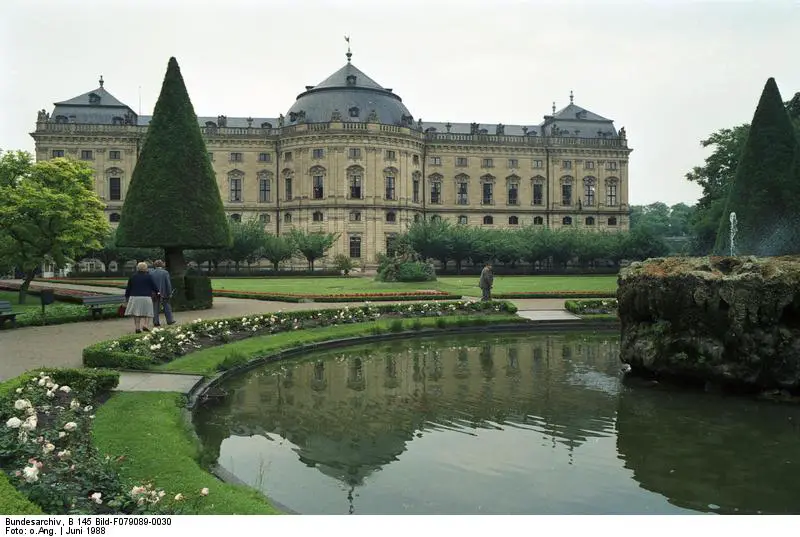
[714,78,800,256]
[116,57,231,275]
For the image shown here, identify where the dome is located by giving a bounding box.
[286,61,414,127]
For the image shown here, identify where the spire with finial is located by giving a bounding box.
[99,75,104,88]
[344,35,352,63]
[569,90,574,104]
[552,101,556,114]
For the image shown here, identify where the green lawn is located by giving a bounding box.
[0,291,46,312]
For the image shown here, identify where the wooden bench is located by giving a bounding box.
[81,295,126,319]
[0,300,19,329]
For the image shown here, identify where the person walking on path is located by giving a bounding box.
[149,260,176,327]
[479,262,494,301]
[125,262,159,333]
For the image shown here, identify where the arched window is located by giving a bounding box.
[562,216,572,225]
[608,216,618,226]
[533,216,544,225]
[458,215,468,225]
[508,216,519,225]
[585,216,595,225]
[583,177,597,206]
[228,170,244,202]
[230,213,242,223]
[312,211,324,222]
[386,211,397,223]
[284,212,292,223]
[259,213,270,224]
[347,165,364,199]
[109,213,121,223]
[310,166,325,200]
[483,215,494,225]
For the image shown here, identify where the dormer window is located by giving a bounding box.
[88,93,101,104]
[261,122,273,129]
[289,112,297,122]
[346,75,357,86]
[55,115,68,124]
[348,107,360,118]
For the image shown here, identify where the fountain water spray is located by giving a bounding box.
[729,212,737,257]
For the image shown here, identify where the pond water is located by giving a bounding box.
[193,332,800,515]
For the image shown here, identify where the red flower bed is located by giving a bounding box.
[218,289,450,298]
[0,282,108,303]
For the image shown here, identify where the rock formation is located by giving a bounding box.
[618,256,800,391]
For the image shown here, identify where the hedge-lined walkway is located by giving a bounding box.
[0,280,566,382]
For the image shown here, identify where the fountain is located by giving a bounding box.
[729,212,737,257]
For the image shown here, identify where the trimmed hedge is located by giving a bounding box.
[494,291,617,299]
[213,290,461,303]
[171,275,213,311]
[564,298,618,315]
[82,300,519,371]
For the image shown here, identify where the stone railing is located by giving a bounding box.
[425,132,628,149]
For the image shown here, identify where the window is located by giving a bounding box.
[385,150,396,160]
[109,150,121,160]
[457,182,469,205]
[259,153,271,162]
[80,150,93,160]
[51,150,64,158]
[561,184,572,206]
[284,151,293,161]
[386,211,397,223]
[312,148,324,159]
[430,181,442,204]
[412,177,420,203]
[606,161,618,171]
[606,182,618,205]
[429,156,441,166]
[348,148,362,159]
[508,216,519,225]
[507,183,519,205]
[285,177,293,201]
[482,158,493,168]
[229,177,242,202]
[508,159,518,168]
[349,174,362,199]
[608,216,618,226]
[413,155,420,165]
[109,213,121,223]
[208,152,214,161]
[259,213,270,224]
[483,215,494,225]
[562,216,572,225]
[349,236,362,258]
[533,159,543,168]
[562,160,572,169]
[109,177,121,201]
[230,152,243,162]
[385,176,396,200]
[584,180,596,206]
[259,176,271,202]
[349,107,360,118]
[284,212,292,223]
[533,183,543,205]
[533,216,544,225]
[350,211,362,221]
[313,175,324,199]
[458,215,468,225]
[585,160,595,169]
[585,216,595,226]
[230,213,242,223]
[456,157,468,167]
[482,182,493,205]
[313,211,324,222]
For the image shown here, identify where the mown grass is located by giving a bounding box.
[156,314,526,376]
[93,392,280,515]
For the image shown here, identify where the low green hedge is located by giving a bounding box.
[171,275,213,312]
[494,291,617,299]
[564,298,618,315]
[213,290,462,303]
[82,300,519,371]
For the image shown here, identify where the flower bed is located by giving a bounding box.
[83,300,518,370]
[0,282,110,304]
[564,298,619,315]
[494,291,617,299]
[0,284,122,328]
[214,289,461,303]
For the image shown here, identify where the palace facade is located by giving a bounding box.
[31,52,631,266]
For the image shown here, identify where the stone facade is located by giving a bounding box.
[31,60,631,268]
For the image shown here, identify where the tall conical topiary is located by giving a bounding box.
[117,57,231,275]
[714,78,800,256]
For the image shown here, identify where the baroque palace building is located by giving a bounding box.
[31,50,631,266]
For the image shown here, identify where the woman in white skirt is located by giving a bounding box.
[124,262,160,333]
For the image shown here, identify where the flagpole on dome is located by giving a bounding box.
[345,35,352,63]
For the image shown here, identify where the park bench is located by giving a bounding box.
[0,300,19,329]
[81,295,126,319]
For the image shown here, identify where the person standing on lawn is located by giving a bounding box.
[149,259,176,327]
[479,262,494,301]
[124,262,159,333]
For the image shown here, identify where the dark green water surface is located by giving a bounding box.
[193,332,800,515]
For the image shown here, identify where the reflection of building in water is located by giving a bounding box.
[195,334,620,491]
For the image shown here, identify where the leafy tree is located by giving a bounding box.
[492,230,523,267]
[222,218,266,272]
[260,234,297,271]
[115,57,231,275]
[0,151,109,302]
[714,78,800,255]
[517,227,553,272]
[289,229,338,270]
[80,229,161,274]
[668,203,694,237]
[447,225,476,273]
[406,220,452,269]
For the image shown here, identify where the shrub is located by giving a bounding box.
[217,350,249,371]
[436,317,447,329]
[389,319,404,333]
[171,276,213,312]
[332,254,358,276]
[411,319,423,331]
[564,298,618,315]
[396,261,436,282]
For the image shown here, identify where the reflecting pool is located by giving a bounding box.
[193,332,800,515]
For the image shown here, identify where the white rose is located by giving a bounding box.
[59,386,71,393]
[63,422,77,432]
[90,492,102,505]
[13,399,31,411]
[69,400,80,410]
[22,465,39,483]
[21,416,37,432]
[5,417,22,429]
[43,443,55,454]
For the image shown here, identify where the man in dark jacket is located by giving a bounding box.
[479,263,494,301]
[150,260,175,326]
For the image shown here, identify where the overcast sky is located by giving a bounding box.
[2,0,799,206]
